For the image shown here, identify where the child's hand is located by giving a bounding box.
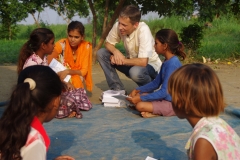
[54,155,75,160]
[58,69,70,81]
[129,89,140,97]
[66,82,75,90]
[127,95,141,104]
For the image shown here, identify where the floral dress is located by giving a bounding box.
[23,53,48,69]
[185,117,240,160]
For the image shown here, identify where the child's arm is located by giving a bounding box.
[140,66,176,101]
[47,40,63,65]
[136,71,162,93]
[57,69,72,81]
[194,138,217,160]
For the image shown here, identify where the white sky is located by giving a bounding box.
[19,7,159,25]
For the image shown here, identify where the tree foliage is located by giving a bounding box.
[1,0,240,58]
[0,0,28,39]
[20,0,49,26]
[86,0,240,63]
[180,23,203,54]
[49,0,89,24]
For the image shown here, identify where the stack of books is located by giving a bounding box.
[101,90,127,107]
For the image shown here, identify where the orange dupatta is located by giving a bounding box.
[48,38,93,92]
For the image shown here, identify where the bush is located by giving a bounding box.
[180,23,203,54]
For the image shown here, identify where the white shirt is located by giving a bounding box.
[106,22,162,72]
[20,117,50,160]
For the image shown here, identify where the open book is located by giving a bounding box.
[112,94,131,105]
[49,58,71,82]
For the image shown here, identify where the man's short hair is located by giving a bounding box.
[119,5,141,24]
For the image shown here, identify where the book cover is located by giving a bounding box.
[102,96,119,103]
[49,58,71,82]
[102,90,125,96]
[103,101,124,107]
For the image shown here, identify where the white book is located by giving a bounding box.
[145,156,157,160]
[102,96,120,103]
[103,100,125,107]
[102,90,125,96]
[49,58,71,82]
[112,94,131,105]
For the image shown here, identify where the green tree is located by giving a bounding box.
[0,0,28,40]
[180,23,203,54]
[21,0,49,27]
[87,0,240,63]
[49,0,89,24]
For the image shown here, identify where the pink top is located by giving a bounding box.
[185,117,240,160]
[23,53,48,69]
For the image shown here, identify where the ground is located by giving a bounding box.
[0,63,240,159]
[0,63,240,107]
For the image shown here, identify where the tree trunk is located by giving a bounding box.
[102,0,110,33]
[87,0,96,48]
[30,12,40,27]
[92,0,127,64]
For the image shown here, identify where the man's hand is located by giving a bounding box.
[110,50,125,65]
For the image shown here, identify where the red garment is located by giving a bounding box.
[30,116,50,150]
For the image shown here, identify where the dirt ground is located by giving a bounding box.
[0,63,240,107]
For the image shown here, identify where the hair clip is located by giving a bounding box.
[24,78,36,90]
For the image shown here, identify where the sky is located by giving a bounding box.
[18,7,159,25]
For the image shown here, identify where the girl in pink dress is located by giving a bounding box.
[168,63,240,160]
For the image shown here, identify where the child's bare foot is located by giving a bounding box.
[68,111,76,118]
[141,112,160,118]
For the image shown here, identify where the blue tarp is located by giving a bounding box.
[0,105,240,160]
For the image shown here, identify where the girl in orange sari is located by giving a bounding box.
[48,21,92,92]
[48,21,92,118]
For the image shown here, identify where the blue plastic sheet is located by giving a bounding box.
[1,105,239,160]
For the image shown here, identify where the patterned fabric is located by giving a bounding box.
[23,53,48,69]
[185,117,240,160]
[56,88,92,119]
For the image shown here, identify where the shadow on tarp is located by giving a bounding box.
[0,101,8,107]
[0,105,239,160]
[47,131,75,159]
[45,105,190,160]
[132,130,187,160]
